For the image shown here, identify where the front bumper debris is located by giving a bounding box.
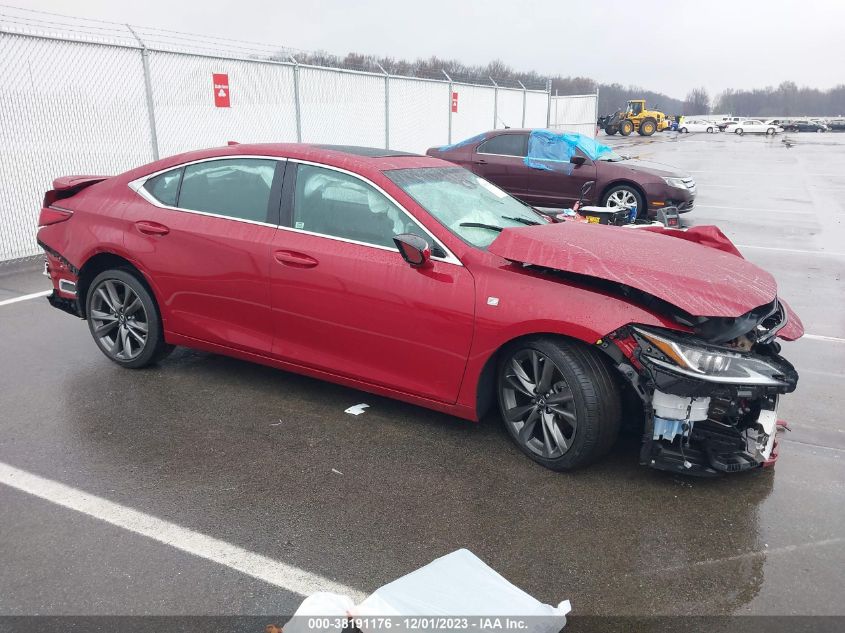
[602,327,798,477]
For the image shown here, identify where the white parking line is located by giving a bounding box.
[735,244,845,257]
[0,290,51,307]
[695,204,813,215]
[0,461,367,601]
[803,334,845,344]
[642,536,845,576]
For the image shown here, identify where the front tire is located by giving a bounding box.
[619,120,634,136]
[497,338,621,471]
[680,127,688,134]
[706,126,714,133]
[735,128,744,135]
[766,127,775,135]
[86,269,171,369]
[601,184,645,218]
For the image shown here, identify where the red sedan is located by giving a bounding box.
[38,143,802,475]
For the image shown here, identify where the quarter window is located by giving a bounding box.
[143,168,182,206]
[477,134,528,157]
[292,164,427,250]
[177,158,277,223]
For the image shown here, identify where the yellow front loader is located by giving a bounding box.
[604,100,670,136]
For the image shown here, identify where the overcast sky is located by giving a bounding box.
[9,0,845,99]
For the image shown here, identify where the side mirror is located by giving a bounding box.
[393,234,431,267]
[570,155,587,166]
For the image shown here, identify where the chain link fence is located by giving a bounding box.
[549,93,599,138]
[0,7,556,263]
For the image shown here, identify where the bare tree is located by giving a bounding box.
[683,87,710,115]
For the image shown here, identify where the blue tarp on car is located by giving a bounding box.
[524,130,613,173]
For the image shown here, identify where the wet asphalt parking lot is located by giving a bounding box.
[0,130,843,625]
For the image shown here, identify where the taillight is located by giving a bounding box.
[38,206,73,226]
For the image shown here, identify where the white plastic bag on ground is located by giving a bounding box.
[351,548,571,633]
[283,591,355,633]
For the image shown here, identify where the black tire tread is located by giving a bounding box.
[498,336,622,471]
[86,268,171,369]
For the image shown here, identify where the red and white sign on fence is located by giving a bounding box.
[213,73,230,107]
[451,91,458,113]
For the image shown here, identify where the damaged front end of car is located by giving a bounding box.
[601,299,800,476]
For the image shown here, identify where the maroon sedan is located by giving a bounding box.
[38,143,800,475]
[427,129,696,217]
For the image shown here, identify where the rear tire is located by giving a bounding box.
[497,337,621,471]
[86,269,172,369]
[735,128,744,135]
[680,127,688,134]
[706,126,714,133]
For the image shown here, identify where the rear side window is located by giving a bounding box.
[143,168,182,206]
[177,158,277,223]
[477,134,528,157]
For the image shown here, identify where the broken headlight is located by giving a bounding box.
[633,327,788,386]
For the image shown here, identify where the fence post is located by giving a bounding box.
[376,62,390,149]
[126,24,159,160]
[289,56,302,142]
[518,80,527,128]
[546,78,552,128]
[595,87,600,137]
[490,76,498,128]
[442,69,453,144]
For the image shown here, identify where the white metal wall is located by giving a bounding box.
[388,77,449,154]
[450,84,496,142]
[549,93,599,138]
[0,34,155,262]
[299,67,386,147]
[525,91,551,128]
[495,88,524,129]
[149,52,298,157]
[0,28,551,262]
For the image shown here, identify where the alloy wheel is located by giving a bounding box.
[90,279,149,361]
[500,349,578,459]
[606,189,637,209]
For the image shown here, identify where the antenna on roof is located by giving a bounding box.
[227,140,240,146]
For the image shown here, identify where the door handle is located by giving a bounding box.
[473,158,488,165]
[274,250,318,268]
[135,220,170,236]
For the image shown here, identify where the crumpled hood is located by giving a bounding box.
[488,222,777,318]
[611,158,687,179]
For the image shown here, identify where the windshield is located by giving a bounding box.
[385,167,548,248]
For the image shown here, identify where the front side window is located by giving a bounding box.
[177,158,276,223]
[292,164,426,249]
[143,168,182,206]
[478,134,528,157]
[385,167,548,249]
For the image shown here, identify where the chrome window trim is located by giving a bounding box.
[128,155,463,266]
[285,158,462,266]
[128,155,284,229]
[476,133,529,159]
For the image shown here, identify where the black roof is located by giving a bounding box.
[313,145,421,158]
